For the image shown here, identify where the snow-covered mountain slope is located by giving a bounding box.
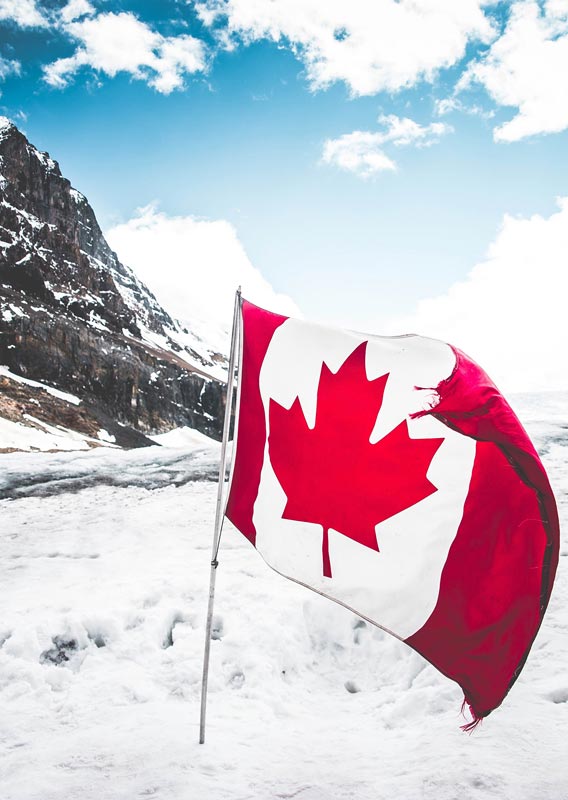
[0,117,227,445]
[0,392,566,799]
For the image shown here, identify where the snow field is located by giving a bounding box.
[0,394,567,799]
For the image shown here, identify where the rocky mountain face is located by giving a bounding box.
[0,118,227,449]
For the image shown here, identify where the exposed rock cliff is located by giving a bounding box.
[0,118,227,448]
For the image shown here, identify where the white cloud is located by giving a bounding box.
[374,115,453,147]
[0,0,47,27]
[434,96,495,119]
[322,115,452,178]
[149,34,207,93]
[105,206,299,353]
[322,132,397,179]
[196,0,496,96]
[59,0,94,24]
[386,198,568,393]
[546,0,568,19]
[459,0,568,141]
[43,11,207,94]
[0,55,20,80]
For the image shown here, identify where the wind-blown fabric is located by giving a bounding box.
[225,299,559,726]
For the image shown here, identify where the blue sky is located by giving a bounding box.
[1,0,567,389]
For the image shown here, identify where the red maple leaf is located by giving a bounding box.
[268,341,444,578]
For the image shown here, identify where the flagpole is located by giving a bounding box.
[199,287,242,745]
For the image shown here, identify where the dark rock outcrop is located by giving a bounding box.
[0,118,227,444]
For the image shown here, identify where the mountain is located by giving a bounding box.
[0,118,227,450]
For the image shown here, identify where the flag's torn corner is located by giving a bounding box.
[410,342,461,420]
[410,386,443,417]
[461,699,485,733]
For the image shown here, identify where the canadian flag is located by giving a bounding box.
[225,299,559,727]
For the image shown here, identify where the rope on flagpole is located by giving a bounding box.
[199,287,242,745]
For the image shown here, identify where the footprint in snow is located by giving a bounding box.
[547,687,568,704]
[162,612,189,649]
[352,618,367,645]
[211,615,224,640]
[229,669,245,688]
[40,636,80,666]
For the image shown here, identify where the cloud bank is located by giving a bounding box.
[387,198,568,393]
[106,199,568,394]
[105,206,299,353]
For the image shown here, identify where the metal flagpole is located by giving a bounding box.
[199,287,242,745]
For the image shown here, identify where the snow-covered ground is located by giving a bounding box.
[1,393,566,800]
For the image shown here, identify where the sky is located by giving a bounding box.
[0,0,567,391]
